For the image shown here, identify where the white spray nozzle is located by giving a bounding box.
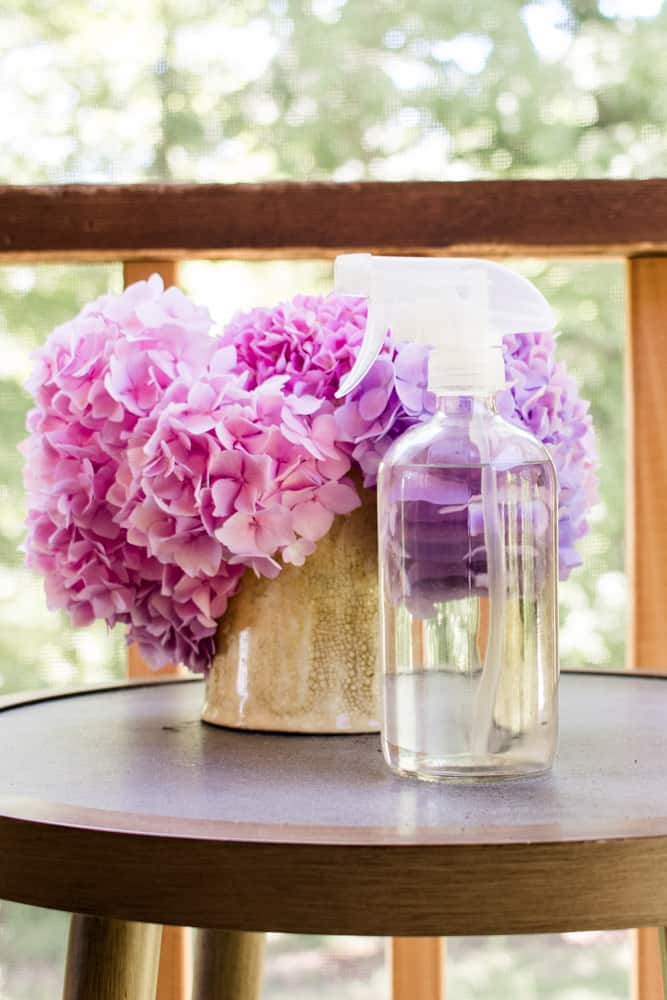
[334,254,555,397]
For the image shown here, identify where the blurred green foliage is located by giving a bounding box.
[3,0,667,182]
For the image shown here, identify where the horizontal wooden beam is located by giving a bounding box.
[2,180,667,262]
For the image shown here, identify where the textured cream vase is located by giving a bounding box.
[202,487,380,733]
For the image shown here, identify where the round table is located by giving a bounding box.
[1,671,666,998]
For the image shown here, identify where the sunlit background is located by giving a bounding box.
[0,0,659,996]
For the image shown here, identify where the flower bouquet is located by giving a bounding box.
[22,275,598,732]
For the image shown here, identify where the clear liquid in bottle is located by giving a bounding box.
[378,397,559,781]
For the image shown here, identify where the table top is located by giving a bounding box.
[1,671,666,935]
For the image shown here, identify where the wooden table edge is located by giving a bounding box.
[1,810,667,934]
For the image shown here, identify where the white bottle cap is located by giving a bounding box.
[334,254,555,396]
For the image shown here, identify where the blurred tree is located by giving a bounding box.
[2,0,667,183]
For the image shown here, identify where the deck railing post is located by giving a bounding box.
[122,259,192,1000]
[626,256,667,1000]
[391,938,444,1000]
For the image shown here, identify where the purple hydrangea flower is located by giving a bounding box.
[498,332,598,577]
[334,318,598,580]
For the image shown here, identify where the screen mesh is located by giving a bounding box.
[2,1,667,184]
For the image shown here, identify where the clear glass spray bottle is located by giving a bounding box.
[336,255,559,781]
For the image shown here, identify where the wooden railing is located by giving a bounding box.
[3,179,667,259]
[2,179,666,1000]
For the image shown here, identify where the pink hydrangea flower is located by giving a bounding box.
[117,352,361,587]
[220,293,368,398]
[22,276,242,674]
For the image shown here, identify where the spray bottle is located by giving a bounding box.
[335,255,559,780]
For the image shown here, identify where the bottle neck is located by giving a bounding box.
[436,393,498,418]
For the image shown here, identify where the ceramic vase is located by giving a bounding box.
[202,487,380,733]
